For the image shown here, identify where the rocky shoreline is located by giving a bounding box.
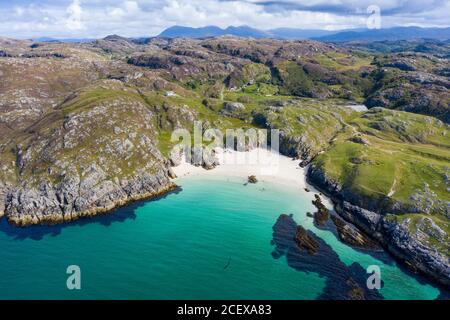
[2,169,177,227]
[307,163,450,288]
[330,214,380,250]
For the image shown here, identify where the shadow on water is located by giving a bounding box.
[272,213,450,300]
[312,209,395,267]
[0,186,183,241]
[271,214,385,300]
[393,255,450,299]
[315,211,450,297]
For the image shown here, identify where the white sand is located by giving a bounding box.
[173,147,333,208]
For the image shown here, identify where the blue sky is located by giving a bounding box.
[1,0,449,39]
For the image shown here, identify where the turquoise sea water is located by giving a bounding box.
[0,176,444,299]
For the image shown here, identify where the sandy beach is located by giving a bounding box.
[173,147,333,208]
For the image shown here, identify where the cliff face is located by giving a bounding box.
[296,107,450,287]
[0,182,8,218]
[6,171,175,226]
[308,164,450,287]
[250,102,450,287]
[0,80,177,226]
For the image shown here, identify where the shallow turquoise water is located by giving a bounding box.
[0,176,443,299]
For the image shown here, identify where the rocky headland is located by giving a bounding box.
[307,164,450,287]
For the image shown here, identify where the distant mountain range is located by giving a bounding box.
[29,26,450,43]
[313,26,450,42]
[32,37,93,43]
[158,25,339,39]
[158,25,450,42]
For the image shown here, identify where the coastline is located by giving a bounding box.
[173,147,334,208]
[6,183,178,227]
[307,164,450,289]
[0,168,442,300]
[2,145,447,292]
[173,148,449,290]
[1,148,334,226]
[173,148,449,289]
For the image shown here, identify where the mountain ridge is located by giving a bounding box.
[159,25,340,39]
[314,26,450,42]
[26,26,450,43]
[158,25,450,41]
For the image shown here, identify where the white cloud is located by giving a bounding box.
[124,1,139,14]
[66,0,84,31]
[14,6,24,17]
[0,0,448,39]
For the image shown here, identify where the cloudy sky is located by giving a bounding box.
[1,0,449,39]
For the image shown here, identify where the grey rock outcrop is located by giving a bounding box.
[169,148,182,167]
[1,83,178,226]
[307,164,450,287]
[0,182,8,218]
[330,214,380,249]
[6,169,175,226]
[224,102,245,112]
[380,216,450,285]
[279,133,314,161]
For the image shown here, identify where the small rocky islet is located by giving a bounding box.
[0,35,448,288]
[311,194,330,228]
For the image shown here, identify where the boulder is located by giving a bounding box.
[202,148,220,170]
[349,135,370,145]
[224,102,245,112]
[248,175,258,184]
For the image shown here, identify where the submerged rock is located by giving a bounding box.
[294,225,320,254]
[272,214,384,300]
[346,279,366,300]
[308,163,450,287]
